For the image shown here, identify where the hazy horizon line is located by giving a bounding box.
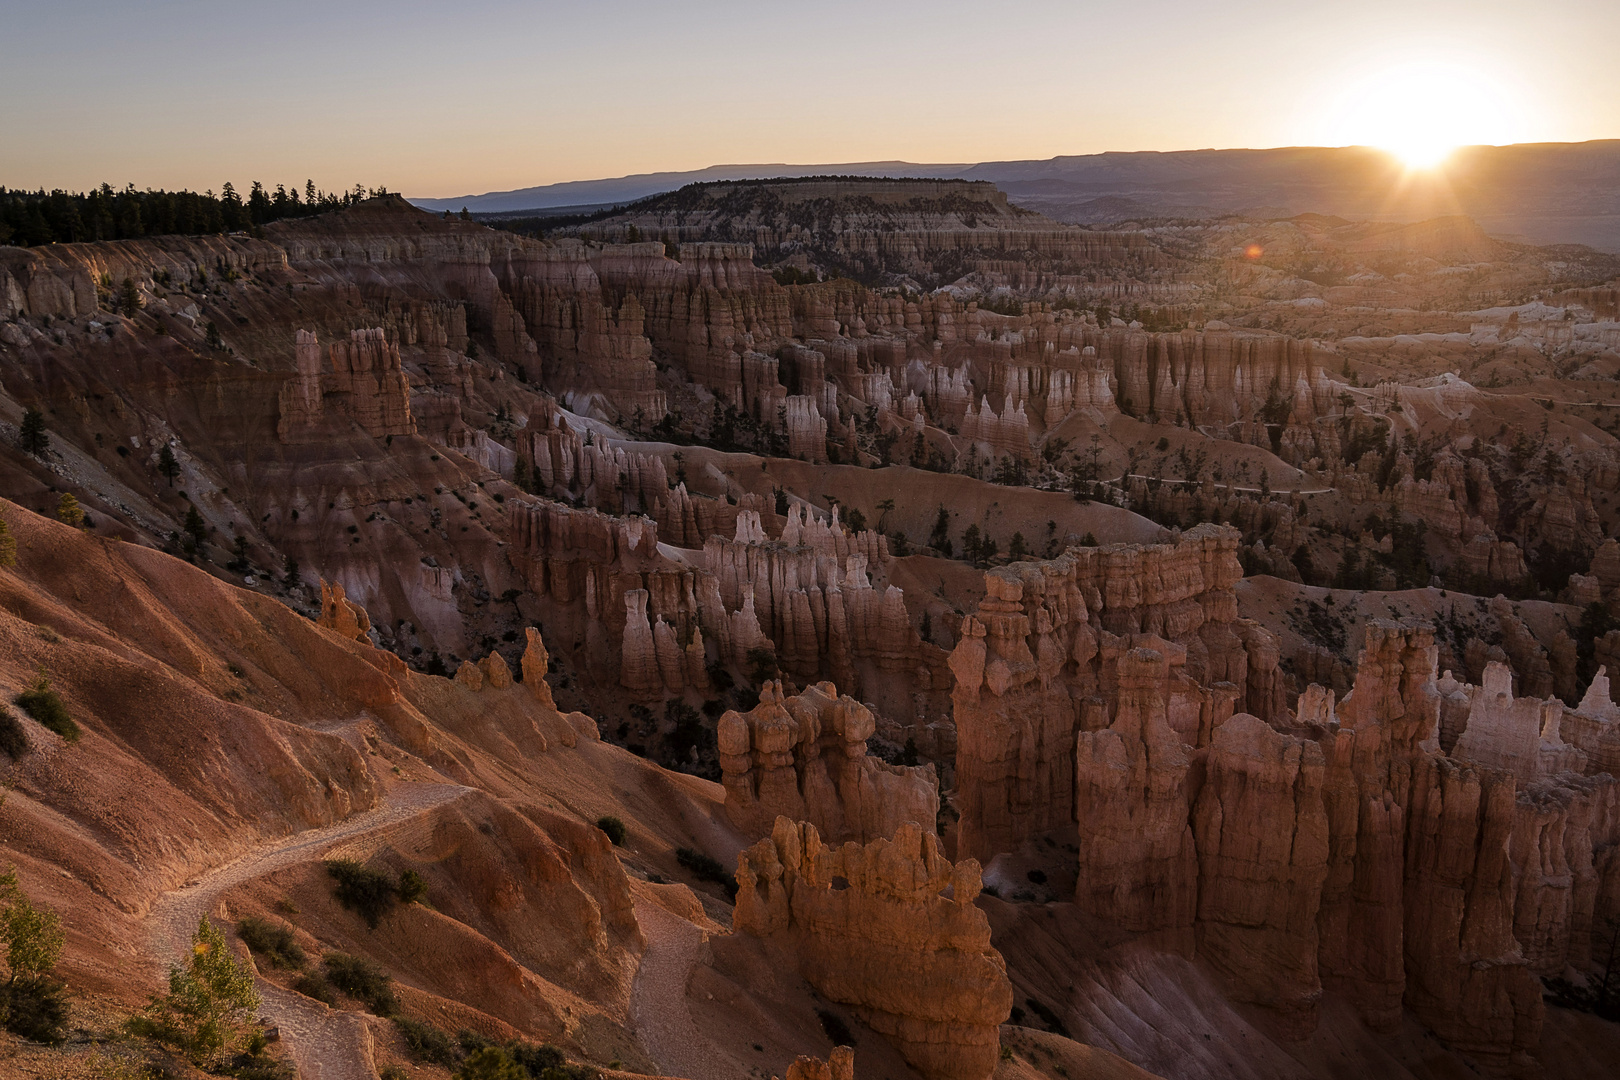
[405,137,1620,202]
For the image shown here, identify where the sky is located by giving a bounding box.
[3,0,1617,199]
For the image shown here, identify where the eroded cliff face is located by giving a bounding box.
[736,817,1012,1080]
[950,524,1283,862]
[0,497,660,1071]
[975,613,1618,1074]
[568,179,1167,291]
[718,680,939,844]
[1191,713,1329,1036]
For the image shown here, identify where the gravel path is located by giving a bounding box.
[629,899,746,1080]
[145,782,471,1080]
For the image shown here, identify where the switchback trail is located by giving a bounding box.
[145,782,472,1080]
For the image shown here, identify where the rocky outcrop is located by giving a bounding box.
[1509,770,1620,980]
[1459,532,1530,586]
[1452,661,1586,778]
[1403,753,1543,1073]
[318,578,371,641]
[951,524,1281,861]
[1039,618,1558,1064]
[702,506,918,697]
[1309,622,1439,1029]
[522,626,556,708]
[1191,713,1329,1036]
[454,659,485,689]
[449,651,513,691]
[278,328,416,441]
[786,1047,855,1080]
[1563,668,1620,775]
[1074,646,1197,939]
[572,179,1162,286]
[718,681,938,844]
[735,817,1012,1080]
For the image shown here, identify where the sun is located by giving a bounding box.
[1322,60,1527,170]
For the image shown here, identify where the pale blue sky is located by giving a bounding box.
[2,0,1616,197]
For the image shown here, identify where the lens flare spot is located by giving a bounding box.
[1245,244,1263,259]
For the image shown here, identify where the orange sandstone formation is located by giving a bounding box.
[318,578,372,641]
[735,817,1012,1080]
[1191,713,1329,1036]
[786,1046,856,1080]
[718,680,938,843]
[951,524,1281,861]
[278,328,417,441]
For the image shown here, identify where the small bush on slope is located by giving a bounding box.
[323,952,396,1015]
[394,1016,458,1066]
[236,917,305,970]
[16,671,79,743]
[0,866,68,1044]
[0,705,27,758]
[129,917,260,1063]
[291,970,333,1004]
[595,816,627,845]
[675,847,736,897]
[325,860,427,928]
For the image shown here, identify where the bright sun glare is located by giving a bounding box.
[1326,61,1527,170]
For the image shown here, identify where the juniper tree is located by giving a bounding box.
[183,504,207,547]
[158,444,180,486]
[16,409,47,457]
[55,494,84,529]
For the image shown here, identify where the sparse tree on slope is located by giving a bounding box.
[131,917,259,1062]
[17,409,47,457]
[55,494,84,530]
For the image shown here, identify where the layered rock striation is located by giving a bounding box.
[279,328,416,441]
[951,524,1283,861]
[719,680,938,844]
[735,817,1012,1080]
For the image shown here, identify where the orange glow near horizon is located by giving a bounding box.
[1321,60,1531,173]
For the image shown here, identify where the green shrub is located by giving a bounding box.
[290,971,333,1004]
[15,673,79,743]
[225,1041,295,1080]
[129,917,260,1062]
[393,1016,458,1066]
[507,1041,567,1075]
[539,1065,599,1080]
[380,1067,409,1080]
[0,865,68,1044]
[0,705,27,758]
[595,816,628,846]
[323,952,396,1015]
[236,917,304,970]
[325,860,398,928]
[325,860,427,927]
[1023,997,1069,1038]
[460,1046,524,1080]
[1,975,69,1045]
[396,869,428,905]
[675,847,736,897]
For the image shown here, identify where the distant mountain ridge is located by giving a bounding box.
[410,141,1620,252]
